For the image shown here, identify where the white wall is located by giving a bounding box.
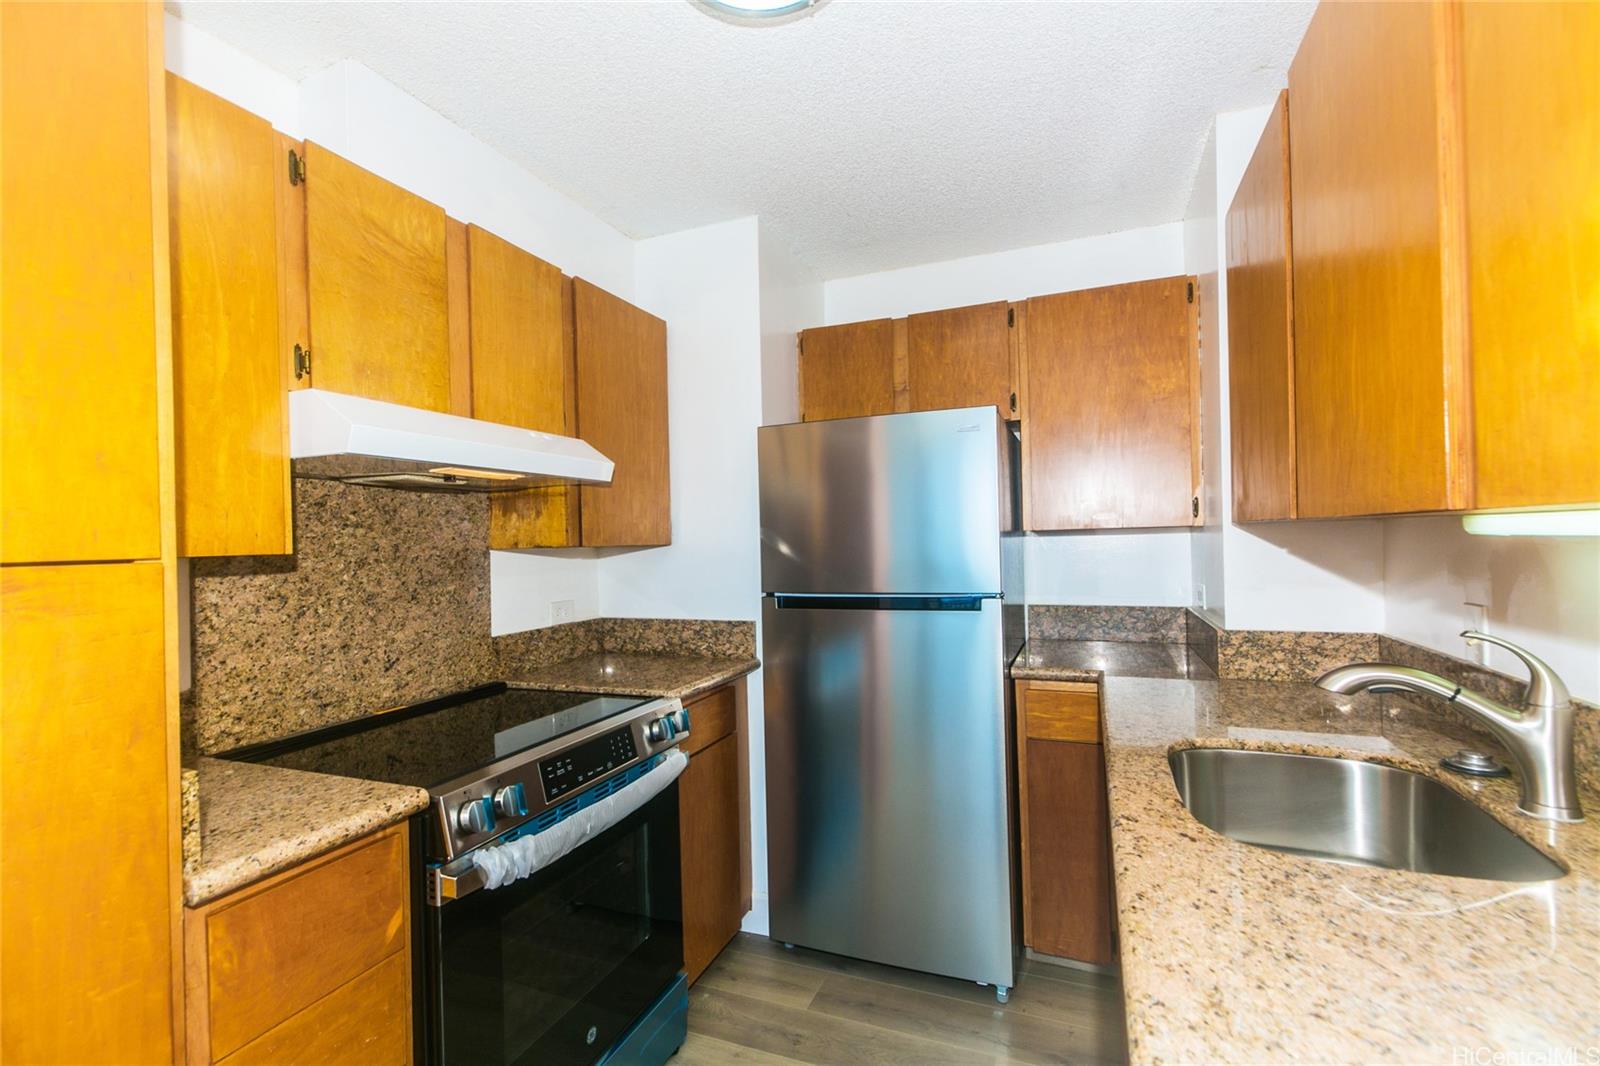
[822,223,1196,607]
[758,231,823,428]
[1183,104,1386,633]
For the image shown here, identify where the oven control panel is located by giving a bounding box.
[539,725,639,802]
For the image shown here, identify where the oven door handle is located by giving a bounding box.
[429,860,487,905]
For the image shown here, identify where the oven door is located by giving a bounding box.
[424,781,682,1066]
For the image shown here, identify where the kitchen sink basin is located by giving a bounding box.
[1168,748,1565,882]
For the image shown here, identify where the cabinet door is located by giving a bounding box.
[906,301,1013,416]
[1226,90,1297,523]
[470,227,583,548]
[574,279,671,547]
[168,75,293,557]
[1459,2,1600,509]
[680,733,743,984]
[1022,277,1198,530]
[798,320,895,421]
[3,563,174,1063]
[304,143,450,411]
[1289,1,1469,517]
[2,0,165,564]
[1020,738,1113,965]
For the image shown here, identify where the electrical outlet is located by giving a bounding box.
[1196,583,1208,610]
[550,599,576,625]
[1464,603,1489,663]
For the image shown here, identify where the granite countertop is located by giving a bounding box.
[1010,638,1216,682]
[506,652,759,702]
[183,652,758,906]
[1103,675,1600,1064]
[183,758,430,907]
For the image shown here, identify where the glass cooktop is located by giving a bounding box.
[219,684,653,791]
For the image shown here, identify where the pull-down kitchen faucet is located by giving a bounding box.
[1315,631,1584,823]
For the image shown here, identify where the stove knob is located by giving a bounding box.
[673,707,691,735]
[646,715,675,743]
[456,796,496,835]
[494,782,528,818]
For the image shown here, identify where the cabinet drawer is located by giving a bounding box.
[200,827,409,1061]
[680,683,736,757]
[220,951,411,1066]
[1022,683,1100,743]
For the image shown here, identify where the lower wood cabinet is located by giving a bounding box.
[184,823,412,1065]
[677,681,751,983]
[1015,680,1115,966]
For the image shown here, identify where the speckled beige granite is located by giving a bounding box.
[1181,610,1382,681]
[1103,676,1600,1064]
[1010,640,1215,682]
[1029,605,1188,643]
[506,653,758,702]
[184,757,429,907]
[188,479,493,754]
[1184,607,1220,673]
[180,768,200,865]
[492,617,755,672]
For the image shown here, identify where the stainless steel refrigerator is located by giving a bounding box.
[757,405,1025,999]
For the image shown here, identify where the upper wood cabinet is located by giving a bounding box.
[4,562,175,1063]
[575,278,671,547]
[1288,1,1468,518]
[906,301,1015,416]
[1021,276,1199,530]
[167,75,294,557]
[303,143,452,412]
[1226,90,1297,523]
[2,0,166,564]
[797,319,896,421]
[1457,1,1599,509]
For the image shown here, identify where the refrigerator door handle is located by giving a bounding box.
[770,594,996,612]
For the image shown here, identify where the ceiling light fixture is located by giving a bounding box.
[693,0,825,26]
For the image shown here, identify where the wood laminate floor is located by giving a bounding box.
[676,934,1128,1065]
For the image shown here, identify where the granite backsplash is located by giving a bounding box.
[186,477,755,755]
[1027,605,1188,643]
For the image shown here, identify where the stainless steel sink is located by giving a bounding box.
[1168,748,1565,882]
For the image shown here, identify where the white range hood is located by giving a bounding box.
[288,388,614,493]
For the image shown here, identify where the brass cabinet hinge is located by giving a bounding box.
[294,343,312,381]
[1186,280,1195,304]
[288,148,306,186]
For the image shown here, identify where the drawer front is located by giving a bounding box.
[220,951,411,1066]
[1023,683,1100,743]
[205,828,408,1060]
[679,683,736,757]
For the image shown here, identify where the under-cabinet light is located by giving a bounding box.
[1461,510,1600,538]
[693,0,824,24]
[428,466,525,482]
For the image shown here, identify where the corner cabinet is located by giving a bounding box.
[574,278,672,547]
[1228,0,1599,520]
[677,682,751,984]
[1021,276,1200,530]
[1225,90,1296,523]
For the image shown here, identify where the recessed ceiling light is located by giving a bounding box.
[693,0,825,26]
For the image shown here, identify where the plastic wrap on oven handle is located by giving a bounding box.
[470,747,688,891]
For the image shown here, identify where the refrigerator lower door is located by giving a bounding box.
[762,594,1014,988]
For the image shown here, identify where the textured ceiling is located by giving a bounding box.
[170,0,1314,279]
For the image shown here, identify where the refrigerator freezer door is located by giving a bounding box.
[762,595,1014,987]
[758,407,1004,595]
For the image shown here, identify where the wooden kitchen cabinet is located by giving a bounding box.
[167,75,294,557]
[1288,0,1469,518]
[677,682,751,984]
[906,301,1015,416]
[1021,276,1199,530]
[575,278,672,547]
[1226,90,1297,523]
[1456,1,1600,509]
[303,142,452,412]
[3,562,176,1063]
[1014,680,1114,966]
[471,226,584,549]
[184,823,412,1066]
[2,0,167,564]
[798,319,897,421]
